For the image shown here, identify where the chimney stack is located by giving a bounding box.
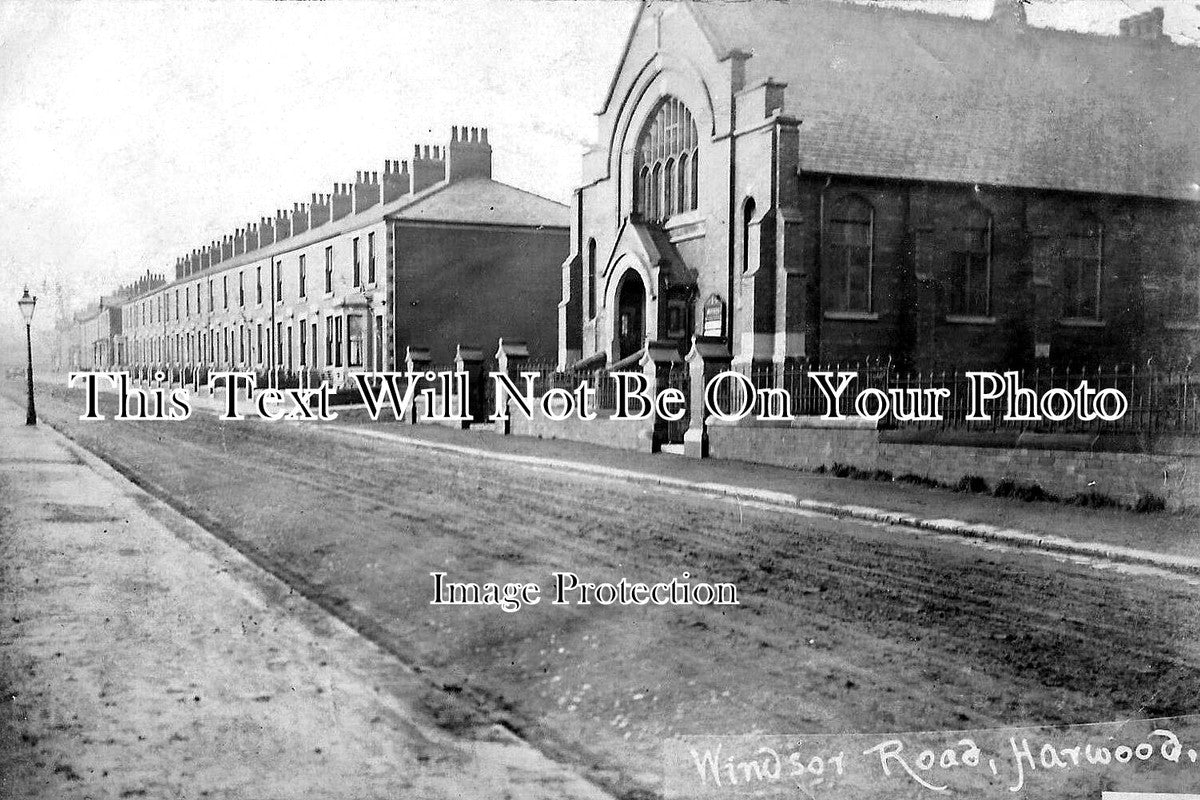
[383,158,410,203]
[1120,7,1165,41]
[276,208,292,241]
[354,169,381,213]
[411,143,446,193]
[331,182,353,221]
[309,193,330,228]
[447,124,493,182]
[292,203,310,235]
[990,0,1026,27]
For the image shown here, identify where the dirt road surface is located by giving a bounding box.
[7,382,1200,798]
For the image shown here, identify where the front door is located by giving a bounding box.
[616,272,646,360]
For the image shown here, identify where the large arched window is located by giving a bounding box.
[950,203,993,317]
[635,97,699,222]
[827,195,874,312]
[1063,216,1103,320]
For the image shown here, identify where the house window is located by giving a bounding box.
[223,275,228,309]
[367,232,376,284]
[325,246,333,293]
[256,266,263,305]
[256,323,263,364]
[239,271,245,307]
[208,279,214,312]
[174,290,180,320]
[635,96,699,222]
[375,314,384,370]
[311,322,318,368]
[325,315,334,364]
[950,205,993,317]
[334,316,344,367]
[299,255,307,298]
[185,287,190,318]
[277,321,284,363]
[299,321,307,367]
[347,314,363,366]
[1062,217,1103,320]
[826,196,873,312]
[275,260,283,302]
[587,238,598,319]
[353,237,361,287]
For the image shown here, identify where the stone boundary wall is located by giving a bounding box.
[707,418,1200,510]
[507,405,655,452]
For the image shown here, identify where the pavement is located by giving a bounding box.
[0,393,613,800]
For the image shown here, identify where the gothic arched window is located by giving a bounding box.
[827,195,874,312]
[742,197,757,275]
[635,97,699,222]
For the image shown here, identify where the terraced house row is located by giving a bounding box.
[65,126,569,384]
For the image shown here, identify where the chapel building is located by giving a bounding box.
[558,0,1200,371]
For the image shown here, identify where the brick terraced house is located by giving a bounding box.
[558,0,1200,371]
[90,126,567,385]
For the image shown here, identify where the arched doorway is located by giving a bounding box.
[615,271,646,360]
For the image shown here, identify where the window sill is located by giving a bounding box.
[1165,320,1200,332]
[944,315,997,325]
[1059,318,1105,328]
[662,209,704,229]
[824,311,879,322]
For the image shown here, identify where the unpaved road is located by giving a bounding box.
[10,383,1200,797]
[0,395,614,800]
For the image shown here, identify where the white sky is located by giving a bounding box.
[1,0,1197,330]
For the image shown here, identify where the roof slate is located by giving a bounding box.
[687,0,1200,200]
[389,178,570,228]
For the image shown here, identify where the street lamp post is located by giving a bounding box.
[18,287,37,426]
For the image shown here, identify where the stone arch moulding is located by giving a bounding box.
[606,52,718,182]
[602,252,657,312]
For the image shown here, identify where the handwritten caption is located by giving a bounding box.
[665,717,1200,799]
